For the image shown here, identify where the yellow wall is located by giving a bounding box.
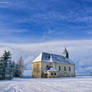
[32,61,75,78]
[32,61,42,78]
[41,62,75,77]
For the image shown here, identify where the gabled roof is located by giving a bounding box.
[32,52,74,64]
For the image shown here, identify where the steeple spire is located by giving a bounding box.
[63,47,69,58]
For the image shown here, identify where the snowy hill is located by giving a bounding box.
[0,76,92,92]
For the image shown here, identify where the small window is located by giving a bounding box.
[59,66,61,71]
[54,72,56,75]
[69,67,71,71]
[64,66,66,71]
[51,72,53,75]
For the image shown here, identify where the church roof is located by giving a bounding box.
[32,52,74,64]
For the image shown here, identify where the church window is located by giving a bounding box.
[51,72,53,75]
[59,66,61,71]
[54,72,56,75]
[64,66,66,71]
[69,67,71,71]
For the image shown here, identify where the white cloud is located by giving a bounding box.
[0,39,92,75]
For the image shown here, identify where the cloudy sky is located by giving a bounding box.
[0,0,92,75]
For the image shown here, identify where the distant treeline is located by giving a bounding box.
[0,51,23,80]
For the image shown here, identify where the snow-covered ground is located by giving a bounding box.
[0,76,92,92]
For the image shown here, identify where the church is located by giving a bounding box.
[32,48,75,78]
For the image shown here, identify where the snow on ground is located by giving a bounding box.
[0,76,92,92]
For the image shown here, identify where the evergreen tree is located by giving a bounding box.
[1,51,13,80]
[0,51,24,79]
[14,57,24,77]
[0,58,4,80]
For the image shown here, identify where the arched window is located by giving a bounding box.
[64,66,66,71]
[69,67,71,71]
[59,66,61,71]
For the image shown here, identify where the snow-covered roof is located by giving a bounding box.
[47,68,57,72]
[32,52,74,64]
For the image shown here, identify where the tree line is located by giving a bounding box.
[0,51,23,80]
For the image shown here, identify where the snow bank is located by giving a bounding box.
[0,76,92,92]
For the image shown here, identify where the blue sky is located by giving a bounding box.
[0,0,92,75]
[0,0,92,42]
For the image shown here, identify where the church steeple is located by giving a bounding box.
[63,47,69,59]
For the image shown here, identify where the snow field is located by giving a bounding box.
[0,76,92,92]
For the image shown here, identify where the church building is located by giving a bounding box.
[32,48,75,78]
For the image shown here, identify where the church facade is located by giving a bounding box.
[32,48,75,78]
